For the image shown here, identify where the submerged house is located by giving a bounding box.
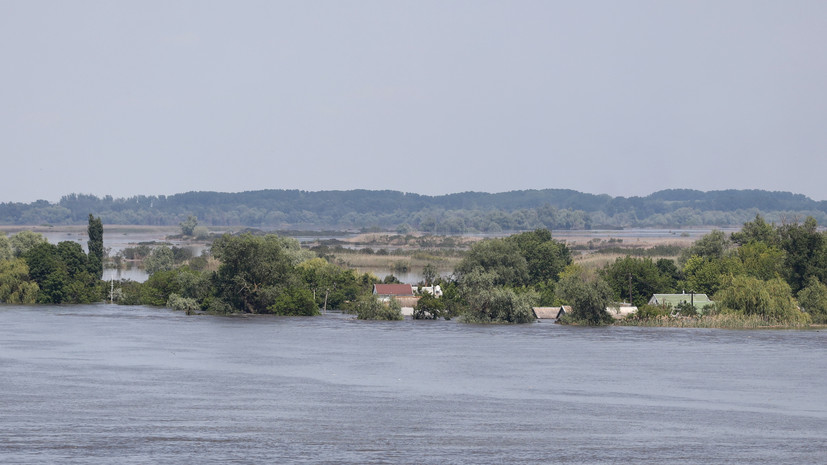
[373,284,419,316]
[532,307,560,319]
[606,305,638,319]
[649,293,714,313]
[532,306,572,319]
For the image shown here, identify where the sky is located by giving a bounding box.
[2,1,827,203]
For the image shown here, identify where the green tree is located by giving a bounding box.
[556,268,613,325]
[10,231,48,257]
[735,241,785,281]
[166,293,200,314]
[23,241,99,304]
[0,258,39,303]
[422,263,438,286]
[0,235,12,261]
[601,256,672,306]
[180,215,198,236]
[506,229,572,285]
[777,217,827,293]
[731,214,778,246]
[87,214,104,279]
[413,293,446,319]
[681,255,743,296]
[211,233,296,313]
[353,294,403,320]
[143,246,175,274]
[139,269,184,306]
[678,230,732,266]
[268,287,319,316]
[460,269,537,323]
[455,238,529,286]
[714,275,807,323]
[797,277,827,324]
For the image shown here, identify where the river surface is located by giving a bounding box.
[1,305,825,464]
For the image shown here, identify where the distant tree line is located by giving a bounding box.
[2,189,826,230]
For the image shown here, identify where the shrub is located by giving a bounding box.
[268,287,319,316]
[354,294,403,320]
[167,293,200,314]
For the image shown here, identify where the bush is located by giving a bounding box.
[268,287,319,316]
[633,304,670,319]
[167,293,200,314]
[354,294,403,320]
[413,293,446,319]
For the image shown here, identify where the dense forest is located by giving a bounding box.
[2,189,827,231]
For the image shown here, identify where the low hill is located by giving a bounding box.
[1,189,825,232]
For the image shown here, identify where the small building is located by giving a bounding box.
[418,285,443,298]
[556,305,572,319]
[373,284,414,298]
[532,307,559,319]
[606,305,638,319]
[649,293,713,313]
[373,284,418,316]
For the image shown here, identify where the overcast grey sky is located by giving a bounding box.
[2,1,826,203]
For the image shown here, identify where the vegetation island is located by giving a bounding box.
[1,208,826,328]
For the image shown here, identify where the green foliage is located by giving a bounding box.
[456,238,529,286]
[797,277,827,324]
[23,241,100,304]
[507,229,572,285]
[9,231,48,257]
[87,214,104,279]
[681,255,743,296]
[456,229,571,290]
[192,225,210,240]
[556,271,614,326]
[735,241,785,281]
[0,258,39,303]
[0,235,11,261]
[678,230,732,266]
[268,287,319,316]
[413,293,446,319]
[166,293,200,314]
[777,217,827,293]
[459,270,537,323]
[353,294,403,320]
[143,246,175,275]
[674,301,698,317]
[714,275,808,324]
[422,263,438,286]
[139,269,183,306]
[180,215,198,236]
[601,256,673,306]
[211,233,297,313]
[731,214,777,246]
[633,304,670,319]
[113,280,142,305]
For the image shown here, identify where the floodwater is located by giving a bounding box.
[1,305,825,464]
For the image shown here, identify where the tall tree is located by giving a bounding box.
[777,217,827,293]
[87,214,104,279]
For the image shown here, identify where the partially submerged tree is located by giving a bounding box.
[87,214,104,279]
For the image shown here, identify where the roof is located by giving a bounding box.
[649,293,713,309]
[373,284,414,296]
[606,306,638,319]
[532,307,559,319]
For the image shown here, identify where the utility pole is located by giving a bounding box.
[628,273,632,305]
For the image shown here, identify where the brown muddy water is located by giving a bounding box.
[1,305,825,464]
